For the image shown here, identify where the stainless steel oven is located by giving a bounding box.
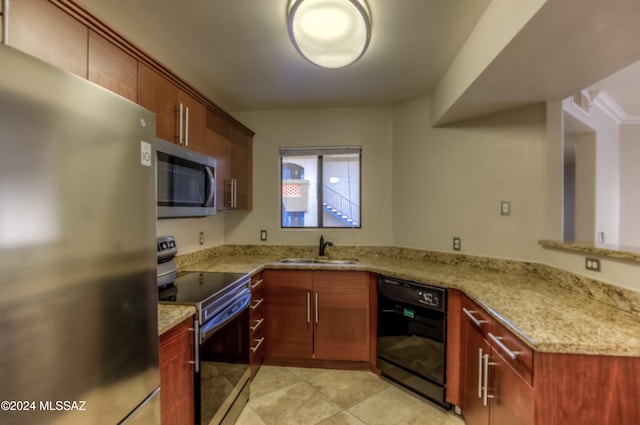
[157,237,251,425]
[376,275,450,409]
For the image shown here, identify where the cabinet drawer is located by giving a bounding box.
[264,269,312,288]
[489,319,534,386]
[461,295,492,335]
[313,271,368,289]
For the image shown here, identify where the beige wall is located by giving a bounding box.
[392,96,547,261]
[156,214,225,254]
[228,107,394,247]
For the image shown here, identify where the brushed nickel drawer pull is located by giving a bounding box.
[488,332,520,360]
[250,337,265,352]
[250,298,264,310]
[250,318,264,332]
[250,279,264,290]
[463,307,488,328]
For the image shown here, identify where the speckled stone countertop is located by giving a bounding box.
[158,304,196,335]
[168,244,640,357]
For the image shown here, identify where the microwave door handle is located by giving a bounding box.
[204,166,215,207]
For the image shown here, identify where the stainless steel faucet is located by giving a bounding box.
[319,235,334,257]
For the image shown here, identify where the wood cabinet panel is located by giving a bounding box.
[159,316,195,425]
[445,289,462,405]
[461,306,491,425]
[534,353,640,425]
[489,317,533,385]
[314,286,369,361]
[262,285,313,359]
[8,0,88,77]
[177,89,207,152]
[262,270,370,363]
[88,30,137,102]
[138,62,178,143]
[489,348,534,425]
[229,123,253,210]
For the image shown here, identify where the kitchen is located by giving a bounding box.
[2,0,640,425]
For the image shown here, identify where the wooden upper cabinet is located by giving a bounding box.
[138,62,179,143]
[178,89,207,153]
[8,0,88,78]
[207,110,232,211]
[229,123,253,211]
[88,30,137,102]
[138,62,207,151]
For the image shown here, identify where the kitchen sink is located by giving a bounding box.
[278,258,358,265]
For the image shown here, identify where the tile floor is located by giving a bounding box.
[235,365,465,425]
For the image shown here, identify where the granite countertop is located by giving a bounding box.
[158,304,196,335]
[176,252,640,357]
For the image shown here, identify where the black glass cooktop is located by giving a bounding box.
[158,271,249,304]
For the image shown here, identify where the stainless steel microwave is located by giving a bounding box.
[156,139,216,218]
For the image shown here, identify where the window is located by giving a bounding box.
[280,146,361,228]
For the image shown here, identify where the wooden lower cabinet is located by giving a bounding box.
[159,316,195,425]
[263,269,370,363]
[449,290,640,425]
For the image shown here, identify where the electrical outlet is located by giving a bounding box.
[585,257,600,272]
[199,232,204,245]
[453,237,461,251]
[501,200,511,216]
[260,230,267,241]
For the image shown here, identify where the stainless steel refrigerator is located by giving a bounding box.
[0,45,160,424]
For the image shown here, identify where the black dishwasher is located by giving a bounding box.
[376,275,449,409]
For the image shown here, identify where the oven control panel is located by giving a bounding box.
[378,275,446,312]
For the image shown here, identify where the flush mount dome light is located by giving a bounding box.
[287,0,371,69]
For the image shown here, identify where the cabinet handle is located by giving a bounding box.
[178,103,184,144]
[250,337,264,353]
[314,292,319,324]
[477,348,484,398]
[250,279,264,290]
[482,353,497,406]
[250,318,264,332]
[307,292,311,323]
[185,105,190,146]
[488,332,520,360]
[232,178,237,208]
[189,320,200,373]
[463,308,488,328]
[250,298,263,310]
[226,180,233,206]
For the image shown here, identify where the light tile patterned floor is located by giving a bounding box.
[236,366,465,425]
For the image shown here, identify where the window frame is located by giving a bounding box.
[279,146,362,229]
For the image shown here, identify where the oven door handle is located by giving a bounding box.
[199,291,251,342]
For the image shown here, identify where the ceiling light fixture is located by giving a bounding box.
[287,0,371,69]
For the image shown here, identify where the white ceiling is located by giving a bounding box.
[78,0,492,111]
[77,0,640,118]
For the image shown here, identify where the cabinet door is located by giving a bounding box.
[8,0,88,77]
[313,271,369,361]
[159,316,195,425]
[229,123,253,210]
[263,269,313,359]
[488,348,534,425]
[177,90,207,153]
[138,62,178,143]
[207,111,231,211]
[461,323,490,425]
[88,30,137,102]
[262,286,313,359]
